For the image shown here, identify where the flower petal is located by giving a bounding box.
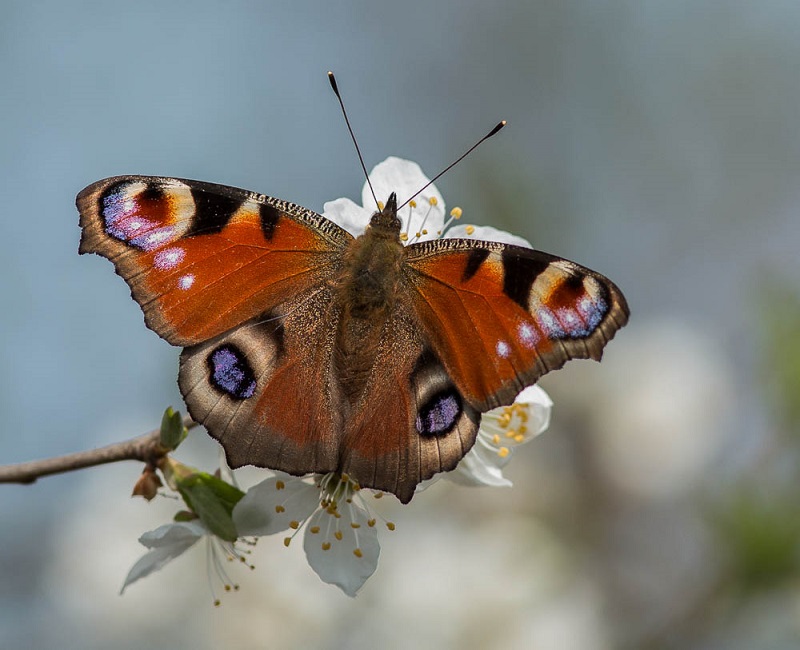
[303,499,380,597]
[445,223,533,248]
[447,385,553,487]
[447,445,514,488]
[233,474,319,536]
[514,384,553,435]
[322,197,371,236]
[121,521,206,593]
[364,157,445,241]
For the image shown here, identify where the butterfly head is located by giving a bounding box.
[368,192,401,236]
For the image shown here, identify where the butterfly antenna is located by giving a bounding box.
[398,120,507,211]
[328,71,379,208]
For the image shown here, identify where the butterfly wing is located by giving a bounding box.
[338,306,480,504]
[77,176,352,346]
[177,285,344,478]
[405,239,629,411]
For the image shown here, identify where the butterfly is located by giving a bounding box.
[77,171,629,503]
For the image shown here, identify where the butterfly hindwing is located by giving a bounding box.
[338,307,480,503]
[178,285,343,477]
[77,176,352,345]
[405,238,630,411]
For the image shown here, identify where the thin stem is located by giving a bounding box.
[0,416,197,485]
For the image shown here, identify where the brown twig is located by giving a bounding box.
[0,416,197,485]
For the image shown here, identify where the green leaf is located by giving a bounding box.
[159,407,188,450]
[176,472,245,542]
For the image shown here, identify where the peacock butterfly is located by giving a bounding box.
[77,164,628,504]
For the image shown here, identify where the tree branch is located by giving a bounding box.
[0,416,197,485]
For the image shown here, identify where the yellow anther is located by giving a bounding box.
[498,447,510,458]
[386,522,396,531]
[422,229,428,235]
[400,233,409,241]
[275,505,285,513]
[450,206,463,219]
[377,201,385,210]
[334,512,341,519]
[519,425,527,434]
[310,526,320,534]
[334,530,343,541]
[505,429,517,438]
[492,434,501,445]
[275,480,285,490]
[214,600,221,607]
[322,542,331,551]
[428,196,438,206]
[368,519,376,527]
[514,434,525,443]
[415,232,421,238]
[409,199,417,208]
[353,548,364,558]
[289,520,300,529]
[465,225,475,235]
[351,522,361,529]
[224,584,231,592]
[374,492,383,499]
[283,537,291,547]
[498,413,512,427]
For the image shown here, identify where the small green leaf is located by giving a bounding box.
[159,407,188,450]
[177,472,245,542]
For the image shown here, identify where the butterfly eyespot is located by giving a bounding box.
[415,388,463,436]
[99,180,193,251]
[207,344,257,400]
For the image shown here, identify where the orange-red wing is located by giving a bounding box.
[405,239,629,411]
[338,308,480,504]
[77,176,351,346]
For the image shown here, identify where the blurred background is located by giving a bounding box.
[1,1,799,648]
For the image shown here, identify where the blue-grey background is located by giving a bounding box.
[2,2,800,649]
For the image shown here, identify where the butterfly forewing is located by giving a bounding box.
[77,176,352,346]
[405,238,629,411]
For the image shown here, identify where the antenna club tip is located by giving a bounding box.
[487,120,507,138]
[328,72,339,93]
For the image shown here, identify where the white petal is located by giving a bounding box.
[446,385,553,487]
[120,522,205,593]
[365,157,445,241]
[303,500,380,597]
[137,520,207,548]
[233,474,320,537]
[322,197,371,236]
[445,223,533,248]
[447,446,514,488]
[514,384,553,435]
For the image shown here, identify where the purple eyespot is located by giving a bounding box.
[416,389,462,436]
[208,345,256,399]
